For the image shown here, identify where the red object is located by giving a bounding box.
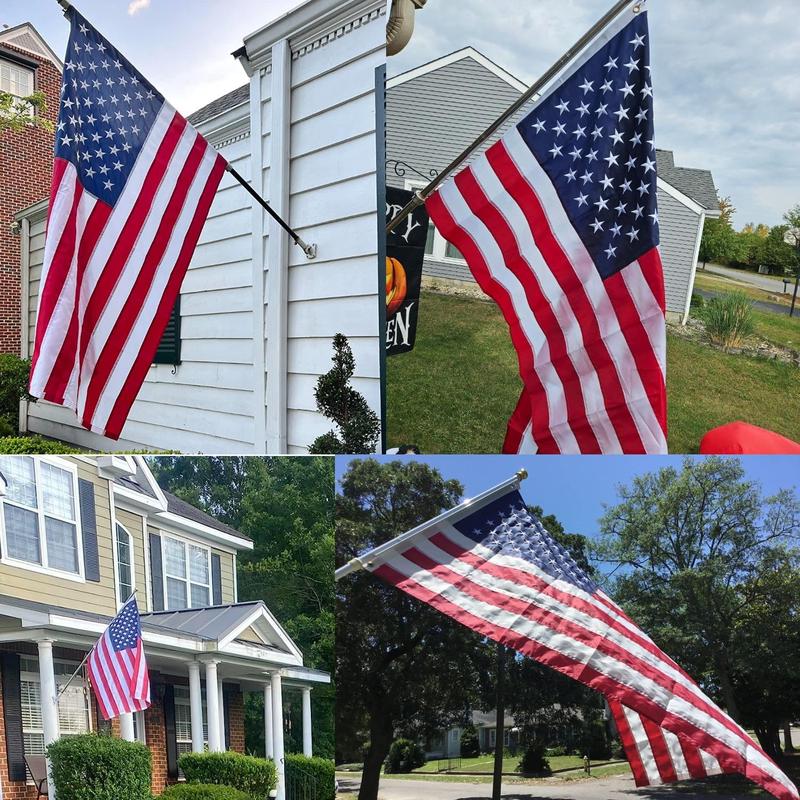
[699,422,800,455]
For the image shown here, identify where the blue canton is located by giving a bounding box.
[55,8,165,207]
[453,490,598,594]
[108,598,142,652]
[517,13,657,279]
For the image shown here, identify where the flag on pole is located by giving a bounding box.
[359,485,798,800]
[425,7,667,454]
[29,6,226,439]
[87,596,150,720]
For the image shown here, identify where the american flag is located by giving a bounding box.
[365,488,798,800]
[29,7,226,440]
[426,9,667,454]
[87,596,150,720]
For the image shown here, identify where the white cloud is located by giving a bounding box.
[128,0,151,16]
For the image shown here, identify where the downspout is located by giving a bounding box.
[386,0,427,56]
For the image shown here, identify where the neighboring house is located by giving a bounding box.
[15,0,384,453]
[0,455,329,800]
[0,23,61,355]
[386,47,721,324]
[425,712,519,760]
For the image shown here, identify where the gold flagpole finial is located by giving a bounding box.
[516,468,528,482]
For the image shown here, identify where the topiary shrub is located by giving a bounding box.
[159,784,252,800]
[285,754,335,800]
[307,333,380,454]
[460,725,480,758]
[701,292,754,350]
[0,354,33,432]
[178,751,276,798]
[384,739,425,774]
[47,734,151,800]
[517,739,551,776]
[0,435,82,454]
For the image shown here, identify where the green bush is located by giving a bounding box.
[580,720,611,760]
[0,435,82,454]
[517,739,551,776]
[47,734,151,800]
[0,354,32,432]
[178,752,276,798]
[384,739,425,774]
[545,745,567,757]
[460,725,480,758]
[159,784,252,800]
[690,291,705,310]
[701,292,755,350]
[285,754,335,800]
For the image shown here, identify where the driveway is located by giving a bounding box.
[337,774,765,800]
[703,263,793,294]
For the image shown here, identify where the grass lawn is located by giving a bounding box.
[387,291,800,454]
[413,754,623,775]
[694,271,794,307]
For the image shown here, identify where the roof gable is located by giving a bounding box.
[656,149,719,213]
[0,23,63,71]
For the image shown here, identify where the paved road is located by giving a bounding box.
[703,263,794,294]
[336,774,763,800]
[693,288,790,316]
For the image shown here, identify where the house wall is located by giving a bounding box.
[0,40,60,355]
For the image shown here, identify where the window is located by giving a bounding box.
[174,686,208,757]
[20,657,92,755]
[424,222,435,255]
[115,523,134,604]
[0,59,34,99]
[444,241,464,260]
[0,457,81,577]
[489,729,496,748]
[163,536,211,610]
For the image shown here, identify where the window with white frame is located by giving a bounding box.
[0,59,34,99]
[20,656,92,755]
[115,523,134,604]
[163,536,211,610]
[407,183,465,263]
[174,685,208,756]
[0,457,82,577]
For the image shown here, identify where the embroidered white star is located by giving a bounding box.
[532,119,546,133]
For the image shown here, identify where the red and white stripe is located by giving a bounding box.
[86,631,150,721]
[30,103,226,440]
[426,124,668,455]
[370,520,798,800]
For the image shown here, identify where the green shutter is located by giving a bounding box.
[153,296,182,366]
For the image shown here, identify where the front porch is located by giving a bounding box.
[0,597,329,800]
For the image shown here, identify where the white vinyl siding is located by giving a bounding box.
[163,536,211,610]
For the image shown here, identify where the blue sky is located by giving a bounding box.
[389,0,799,229]
[336,456,799,550]
[2,0,305,116]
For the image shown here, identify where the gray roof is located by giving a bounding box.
[472,710,515,728]
[140,601,270,643]
[114,472,156,498]
[188,84,249,126]
[162,490,252,542]
[656,149,719,211]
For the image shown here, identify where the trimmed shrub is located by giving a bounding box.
[384,739,425,774]
[518,739,551,776]
[702,292,754,350]
[47,734,151,800]
[178,752,276,798]
[460,725,480,758]
[0,435,82,454]
[285,754,335,800]
[0,354,32,431]
[159,784,252,800]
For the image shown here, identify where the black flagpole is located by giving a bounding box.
[386,0,644,234]
[53,0,317,260]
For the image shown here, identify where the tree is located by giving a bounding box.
[336,458,489,800]
[783,205,800,277]
[0,91,53,133]
[718,196,736,227]
[149,457,336,758]
[594,457,800,756]
[698,212,741,268]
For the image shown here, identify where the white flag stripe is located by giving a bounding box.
[623,259,667,372]
[662,727,691,780]
[91,143,218,430]
[700,747,723,774]
[624,704,662,784]
[470,157,622,452]
[95,634,126,713]
[437,179,579,453]
[87,646,116,717]
[380,547,789,787]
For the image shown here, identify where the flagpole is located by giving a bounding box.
[385,0,645,234]
[335,468,528,582]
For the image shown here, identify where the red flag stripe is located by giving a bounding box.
[641,714,680,783]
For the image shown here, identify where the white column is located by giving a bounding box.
[264,683,274,759]
[271,672,285,800]
[218,682,226,751]
[188,662,204,753]
[120,713,135,742]
[205,661,221,753]
[301,687,312,757]
[37,640,58,800]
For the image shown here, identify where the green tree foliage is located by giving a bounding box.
[517,739,551,776]
[383,739,426,774]
[699,216,742,268]
[460,725,480,758]
[0,90,53,133]
[149,457,335,758]
[336,458,489,800]
[594,457,800,757]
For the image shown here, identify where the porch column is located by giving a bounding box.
[120,713,135,742]
[264,683,274,759]
[271,671,285,800]
[218,682,226,750]
[188,662,204,753]
[205,661,222,752]
[301,687,312,757]
[37,640,58,800]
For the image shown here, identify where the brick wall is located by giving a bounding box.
[145,688,169,795]
[227,690,245,754]
[0,41,61,354]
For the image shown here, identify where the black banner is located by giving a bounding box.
[386,186,429,356]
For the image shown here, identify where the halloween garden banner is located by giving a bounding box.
[386,186,429,356]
